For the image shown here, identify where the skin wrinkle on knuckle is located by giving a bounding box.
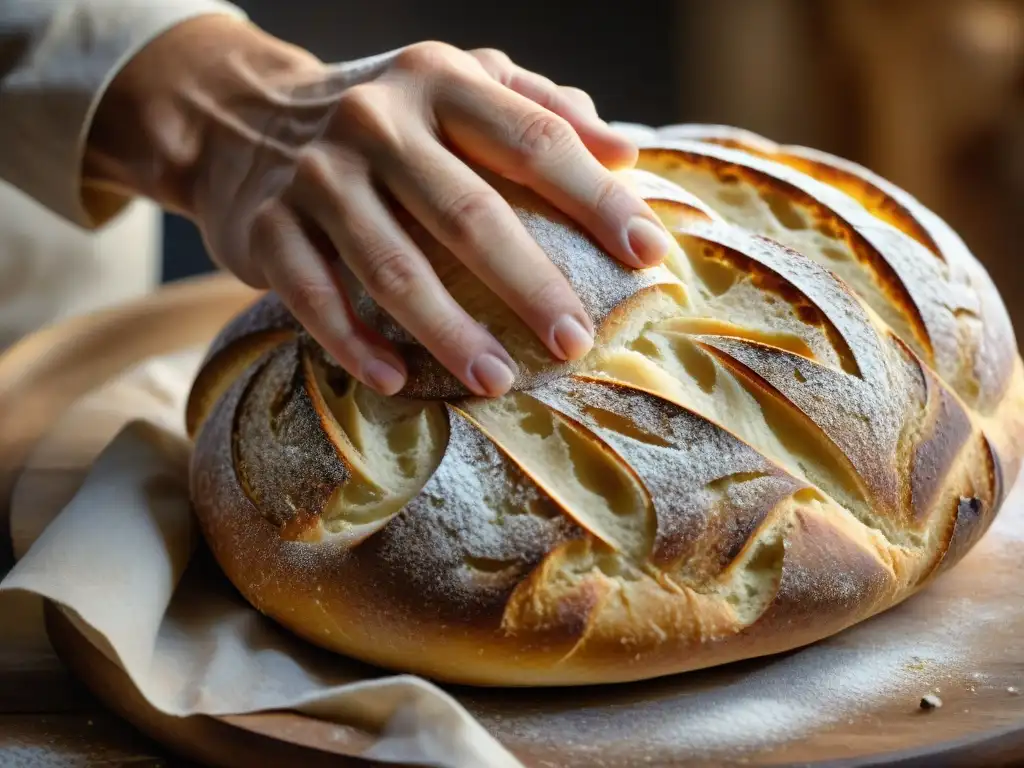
[593,173,627,215]
[437,188,504,246]
[283,277,337,322]
[361,247,422,302]
[424,310,477,356]
[514,111,574,163]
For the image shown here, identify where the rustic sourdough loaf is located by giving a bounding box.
[186,124,1024,687]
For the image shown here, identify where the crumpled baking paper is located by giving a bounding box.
[1,349,523,768]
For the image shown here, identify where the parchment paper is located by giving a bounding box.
[1,350,523,768]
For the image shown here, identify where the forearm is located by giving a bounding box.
[0,0,247,228]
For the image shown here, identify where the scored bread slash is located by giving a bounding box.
[640,122,1017,413]
[185,121,1024,687]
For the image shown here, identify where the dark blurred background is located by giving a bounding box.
[163,0,1024,329]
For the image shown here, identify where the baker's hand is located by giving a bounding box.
[86,16,671,397]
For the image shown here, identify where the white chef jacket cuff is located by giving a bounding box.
[0,0,247,230]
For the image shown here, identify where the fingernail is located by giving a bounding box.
[469,353,517,397]
[364,358,406,396]
[551,315,594,361]
[626,216,673,266]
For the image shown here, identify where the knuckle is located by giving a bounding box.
[332,84,398,147]
[513,111,574,160]
[426,311,471,352]
[250,200,282,240]
[475,47,511,66]
[438,189,502,244]
[395,41,461,73]
[362,248,420,300]
[334,84,379,124]
[293,148,335,190]
[562,86,595,110]
[470,47,512,78]
[283,277,336,319]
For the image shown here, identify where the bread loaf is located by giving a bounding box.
[186,123,1024,687]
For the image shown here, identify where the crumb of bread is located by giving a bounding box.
[920,693,943,710]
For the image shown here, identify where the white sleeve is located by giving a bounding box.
[0,0,247,228]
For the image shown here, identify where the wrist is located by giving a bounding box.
[83,14,322,217]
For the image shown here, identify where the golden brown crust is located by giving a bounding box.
[647,122,1018,413]
[187,123,1024,687]
[185,293,300,436]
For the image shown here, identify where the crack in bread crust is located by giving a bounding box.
[649,123,1017,414]
[187,122,1024,687]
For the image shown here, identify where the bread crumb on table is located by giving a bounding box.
[920,693,943,710]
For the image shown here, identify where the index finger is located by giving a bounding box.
[467,49,637,170]
[435,74,673,269]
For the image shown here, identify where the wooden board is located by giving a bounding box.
[4,273,1024,767]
